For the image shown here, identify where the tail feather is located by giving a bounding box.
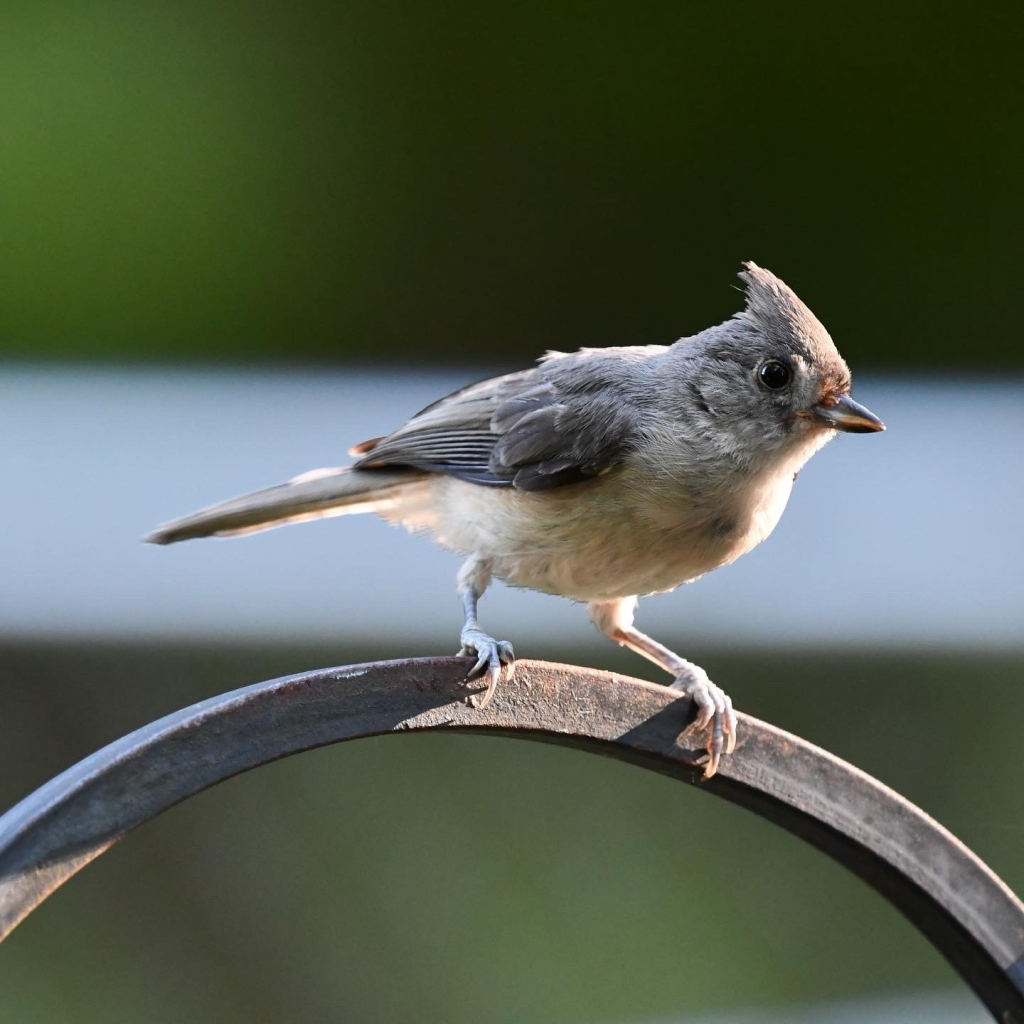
[144,467,425,545]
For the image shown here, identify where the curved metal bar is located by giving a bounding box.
[1,658,1022,1021]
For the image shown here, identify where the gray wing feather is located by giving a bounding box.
[493,389,640,490]
[354,349,660,491]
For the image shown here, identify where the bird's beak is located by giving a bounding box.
[808,394,885,433]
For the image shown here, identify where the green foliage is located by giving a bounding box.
[2,3,1021,365]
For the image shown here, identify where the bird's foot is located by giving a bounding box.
[458,628,515,710]
[670,665,737,778]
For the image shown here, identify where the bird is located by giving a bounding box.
[146,262,884,777]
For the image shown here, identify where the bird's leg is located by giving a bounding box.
[588,597,737,777]
[456,556,515,710]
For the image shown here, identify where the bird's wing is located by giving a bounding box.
[352,348,661,491]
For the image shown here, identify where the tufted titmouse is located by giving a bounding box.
[147,263,883,775]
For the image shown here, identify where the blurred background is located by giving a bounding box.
[1,3,1022,1022]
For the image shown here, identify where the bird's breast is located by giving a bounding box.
[409,465,795,602]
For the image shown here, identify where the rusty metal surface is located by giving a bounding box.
[0,657,1022,1021]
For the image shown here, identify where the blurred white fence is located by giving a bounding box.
[2,366,1021,649]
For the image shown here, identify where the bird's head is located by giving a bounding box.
[736,261,883,435]
[672,263,884,468]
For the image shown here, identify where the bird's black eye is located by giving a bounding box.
[758,360,792,390]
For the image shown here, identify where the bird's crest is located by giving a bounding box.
[736,261,844,375]
[739,262,812,329]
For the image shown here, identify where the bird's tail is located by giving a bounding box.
[144,467,426,545]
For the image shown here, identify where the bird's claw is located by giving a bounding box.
[458,629,515,710]
[670,668,737,778]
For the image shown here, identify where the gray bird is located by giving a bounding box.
[146,263,883,776]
